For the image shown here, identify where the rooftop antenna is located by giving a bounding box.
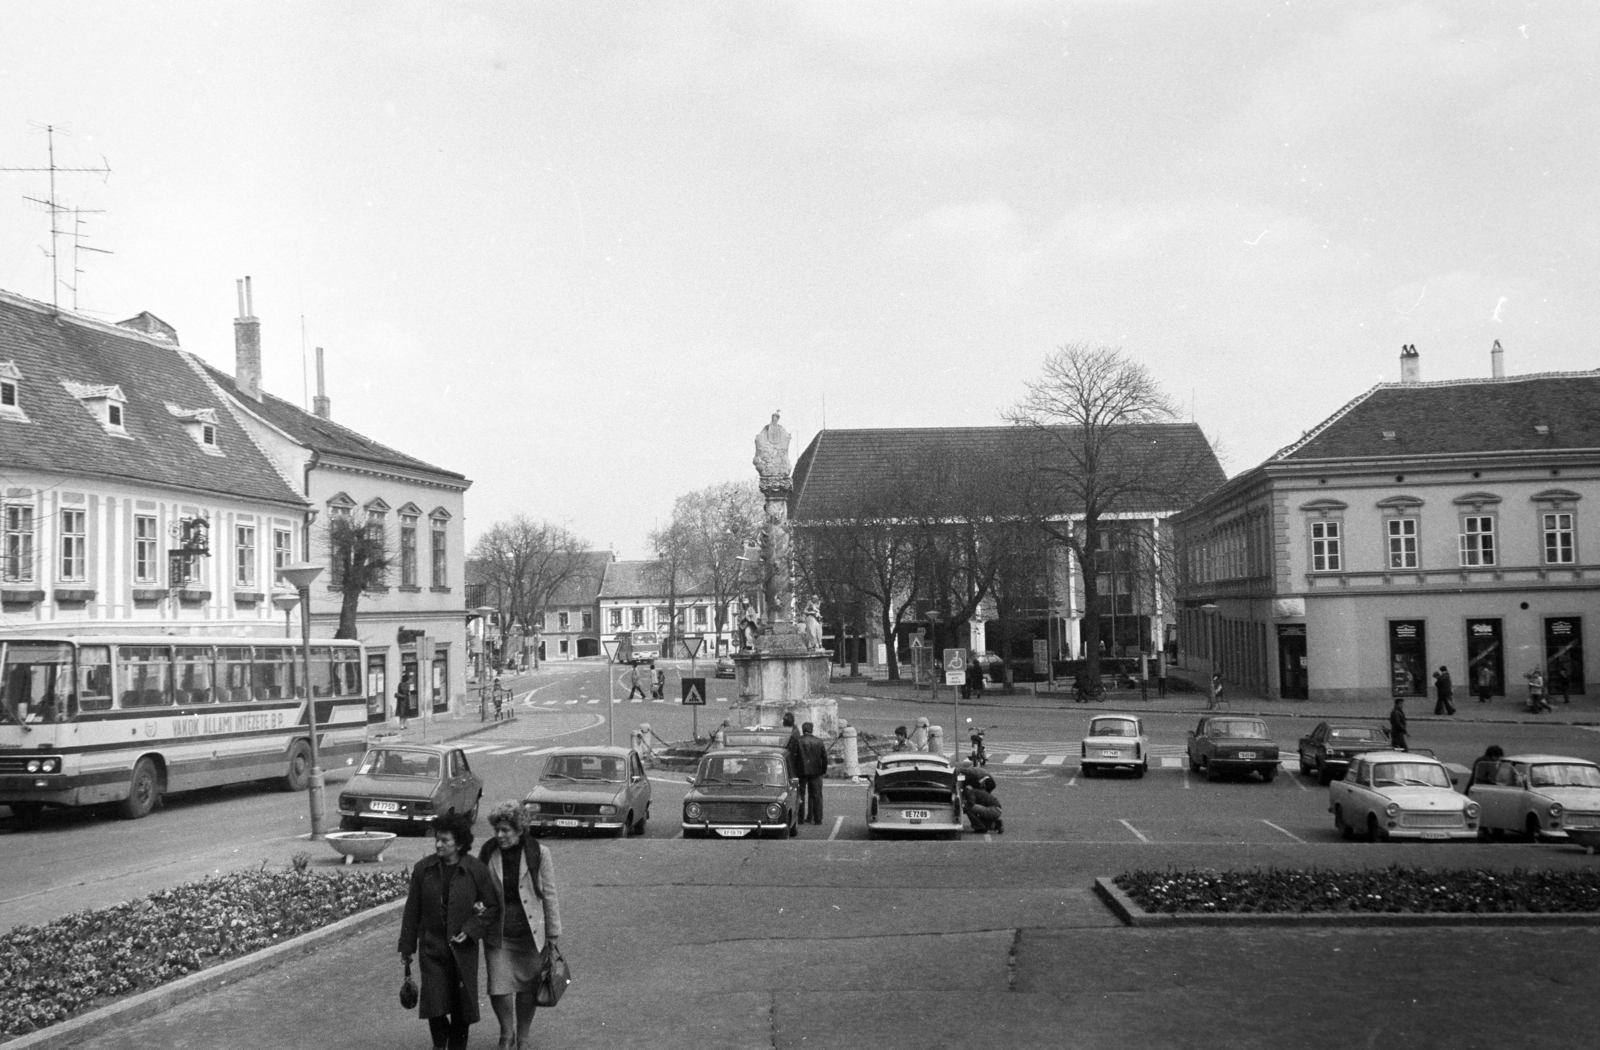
[0,123,112,311]
[69,206,113,313]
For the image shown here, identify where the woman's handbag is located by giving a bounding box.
[535,943,570,1007]
[399,958,419,1010]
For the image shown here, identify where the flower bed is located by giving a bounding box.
[1114,865,1600,915]
[0,867,408,1039]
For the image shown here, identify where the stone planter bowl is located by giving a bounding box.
[325,830,397,864]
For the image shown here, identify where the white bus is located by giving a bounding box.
[0,634,372,823]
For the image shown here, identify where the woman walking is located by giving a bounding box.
[478,802,563,1050]
[399,812,501,1050]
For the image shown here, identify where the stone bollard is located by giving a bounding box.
[840,722,860,779]
[928,724,944,758]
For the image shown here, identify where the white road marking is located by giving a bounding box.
[458,744,500,753]
[524,746,562,757]
[1041,755,1067,766]
[1002,754,1028,765]
[586,698,599,704]
[1290,771,1310,792]
[1065,777,1077,787]
[1183,769,1191,789]
[828,816,843,840]
[1262,819,1305,843]
[1119,819,1151,843]
[565,699,578,705]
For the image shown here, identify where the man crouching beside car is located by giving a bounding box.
[961,783,1003,834]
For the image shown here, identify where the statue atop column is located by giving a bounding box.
[753,411,791,486]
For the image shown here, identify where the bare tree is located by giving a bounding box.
[673,481,761,654]
[325,516,393,640]
[1004,343,1210,690]
[470,516,596,669]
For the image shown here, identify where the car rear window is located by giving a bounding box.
[1212,720,1268,739]
[1329,727,1381,741]
[359,750,440,778]
[1090,720,1137,737]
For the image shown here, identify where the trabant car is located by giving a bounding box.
[1079,714,1148,778]
[524,746,651,837]
[1466,754,1600,847]
[1328,751,1480,842]
[336,745,483,833]
[1296,722,1392,784]
[866,752,962,838]
[683,728,800,839]
[1186,716,1280,781]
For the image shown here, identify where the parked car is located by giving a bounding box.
[1296,722,1392,785]
[1466,754,1600,846]
[1186,716,1280,781]
[524,746,651,837]
[715,655,736,679]
[974,651,1004,683]
[1079,714,1148,778]
[866,752,962,838]
[683,734,800,840]
[1328,750,1480,842]
[336,744,483,833]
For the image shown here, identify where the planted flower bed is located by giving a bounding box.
[1115,865,1600,915]
[0,867,408,1039]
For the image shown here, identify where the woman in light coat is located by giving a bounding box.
[477,801,563,1050]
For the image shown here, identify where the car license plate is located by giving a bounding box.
[1420,831,1448,840]
[902,810,930,821]
[715,828,750,838]
[1100,750,1121,757]
[367,801,398,812]
[555,819,581,828]
[1237,752,1257,759]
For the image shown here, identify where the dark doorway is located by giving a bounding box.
[366,652,388,723]
[577,637,599,658]
[1545,616,1586,696]
[1465,618,1503,698]
[1277,624,1308,699]
[1388,620,1427,696]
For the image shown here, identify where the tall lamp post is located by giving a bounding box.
[279,562,326,839]
[1199,602,1219,695]
[272,587,300,639]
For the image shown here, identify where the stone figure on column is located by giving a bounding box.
[753,411,791,484]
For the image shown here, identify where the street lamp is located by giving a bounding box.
[1199,602,1219,692]
[271,587,300,639]
[472,606,496,680]
[278,562,326,839]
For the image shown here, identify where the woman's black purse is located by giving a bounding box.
[535,943,570,1007]
[399,958,419,1010]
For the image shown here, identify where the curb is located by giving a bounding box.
[1092,877,1600,928]
[2,897,406,1050]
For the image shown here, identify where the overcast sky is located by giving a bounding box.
[3,2,1595,558]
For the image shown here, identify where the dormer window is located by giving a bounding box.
[202,423,216,446]
[0,362,27,422]
[63,381,130,438]
[166,404,223,455]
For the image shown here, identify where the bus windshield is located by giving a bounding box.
[1,641,74,726]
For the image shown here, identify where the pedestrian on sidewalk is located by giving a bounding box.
[1432,666,1456,715]
[627,662,647,700]
[1208,673,1223,711]
[1526,668,1549,713]
[1552,661,1572,704]
[478,802,562,1050]
[963,659,984,700]
[399,812,500,1050]
[1476,663,1494,703]
[797,722,828,824]
[1389,695,1408,751]
[396,670,417,730]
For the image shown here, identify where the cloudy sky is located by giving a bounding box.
[3,2,1595,557]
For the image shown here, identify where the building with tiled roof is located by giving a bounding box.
[202,281,472,722]
[0,287,308,631]
[598,559,740,659]
[790,424,1224,674]
[1174,344,1600,704]
[534,550,611,661]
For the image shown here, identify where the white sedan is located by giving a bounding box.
[1328,751,1480,842]
[1079,714,1148,778]
[1467,754,1600,847]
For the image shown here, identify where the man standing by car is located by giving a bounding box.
[797,722,828,825]
[1389,695,1408,751]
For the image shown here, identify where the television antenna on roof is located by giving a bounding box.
[0,123,112,311]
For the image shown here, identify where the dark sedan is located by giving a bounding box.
[682,745,800,840]
[336,745,483,832]
[1297,722,1392,785]
[1186,716,1280,782]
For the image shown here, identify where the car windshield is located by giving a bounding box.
[1212,720,1268,739]
[1090,720,1137,737]
[357,750,440,779]
[1372,762,1451,788]
[1328,727,1382,742]
[543,755,625,782]
[700,755,788,786]
[1529,763,1600,789]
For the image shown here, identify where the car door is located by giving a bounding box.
[1187,718,1205,762]
[1471,761,1519,831]
[1301,724,1326,766]
[1343,759,1378,824]
[628,752,650,816]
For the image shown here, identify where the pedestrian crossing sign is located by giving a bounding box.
[681,677,707,706]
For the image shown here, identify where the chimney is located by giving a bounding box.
[233,277,262,401]
[1399,343,1420,384]
[313,346,331,419]
[1491,339,1505,379]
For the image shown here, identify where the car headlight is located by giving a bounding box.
[598,805,617,815]
[685,802,702,820]
[1549,803,1563,818]
[765,803,783,820]
[1384,803,1400,817]
[1465,802,1480,818]
[26,760,40,773]
[523,801,541,813]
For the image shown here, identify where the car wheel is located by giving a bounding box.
[1261,767,1277,783]
[1367,814,1385,843]
[1334,806,1352,840]
[1081,765,1094,778]
[339,815,363,832]
[1302,755,1317,779]
[1318,766,1335,787]
[1204,759,1219,782]
[1526,815,1542,842]
[281,741,312,792]
[612,815,629,838]
[1133,762,1147,779]
[632,811,648,836]
[120,758,161,820]
[1188,752,1200,773]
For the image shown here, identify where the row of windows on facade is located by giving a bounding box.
[603,606,712,630]
[1187,510,1579,582]
[2,507,450,590]
[329,506,450,590]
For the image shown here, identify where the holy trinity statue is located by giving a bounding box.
[753,411,791,485]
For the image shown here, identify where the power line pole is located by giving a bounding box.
[0,123,112,310]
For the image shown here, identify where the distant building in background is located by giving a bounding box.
[598,560,738,660]
[540,551,611,660]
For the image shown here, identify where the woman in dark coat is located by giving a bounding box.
[478,801,562,1050]
[399,812,501,1050]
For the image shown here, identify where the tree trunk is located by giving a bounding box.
[336,588,360,640]
[1077,547,1102,692]
[881,604,900,681]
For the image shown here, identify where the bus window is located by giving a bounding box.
[78,645,113,714]
[252,646,299,701]
[310,646,335,698]
[174,646,216,705]
[336,651,363,697]
[118,646,173,708]
[218,647,253,703]
[2,641,73,724]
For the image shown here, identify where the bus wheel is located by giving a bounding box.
[121,759,161,820]
[282,741,313,792]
